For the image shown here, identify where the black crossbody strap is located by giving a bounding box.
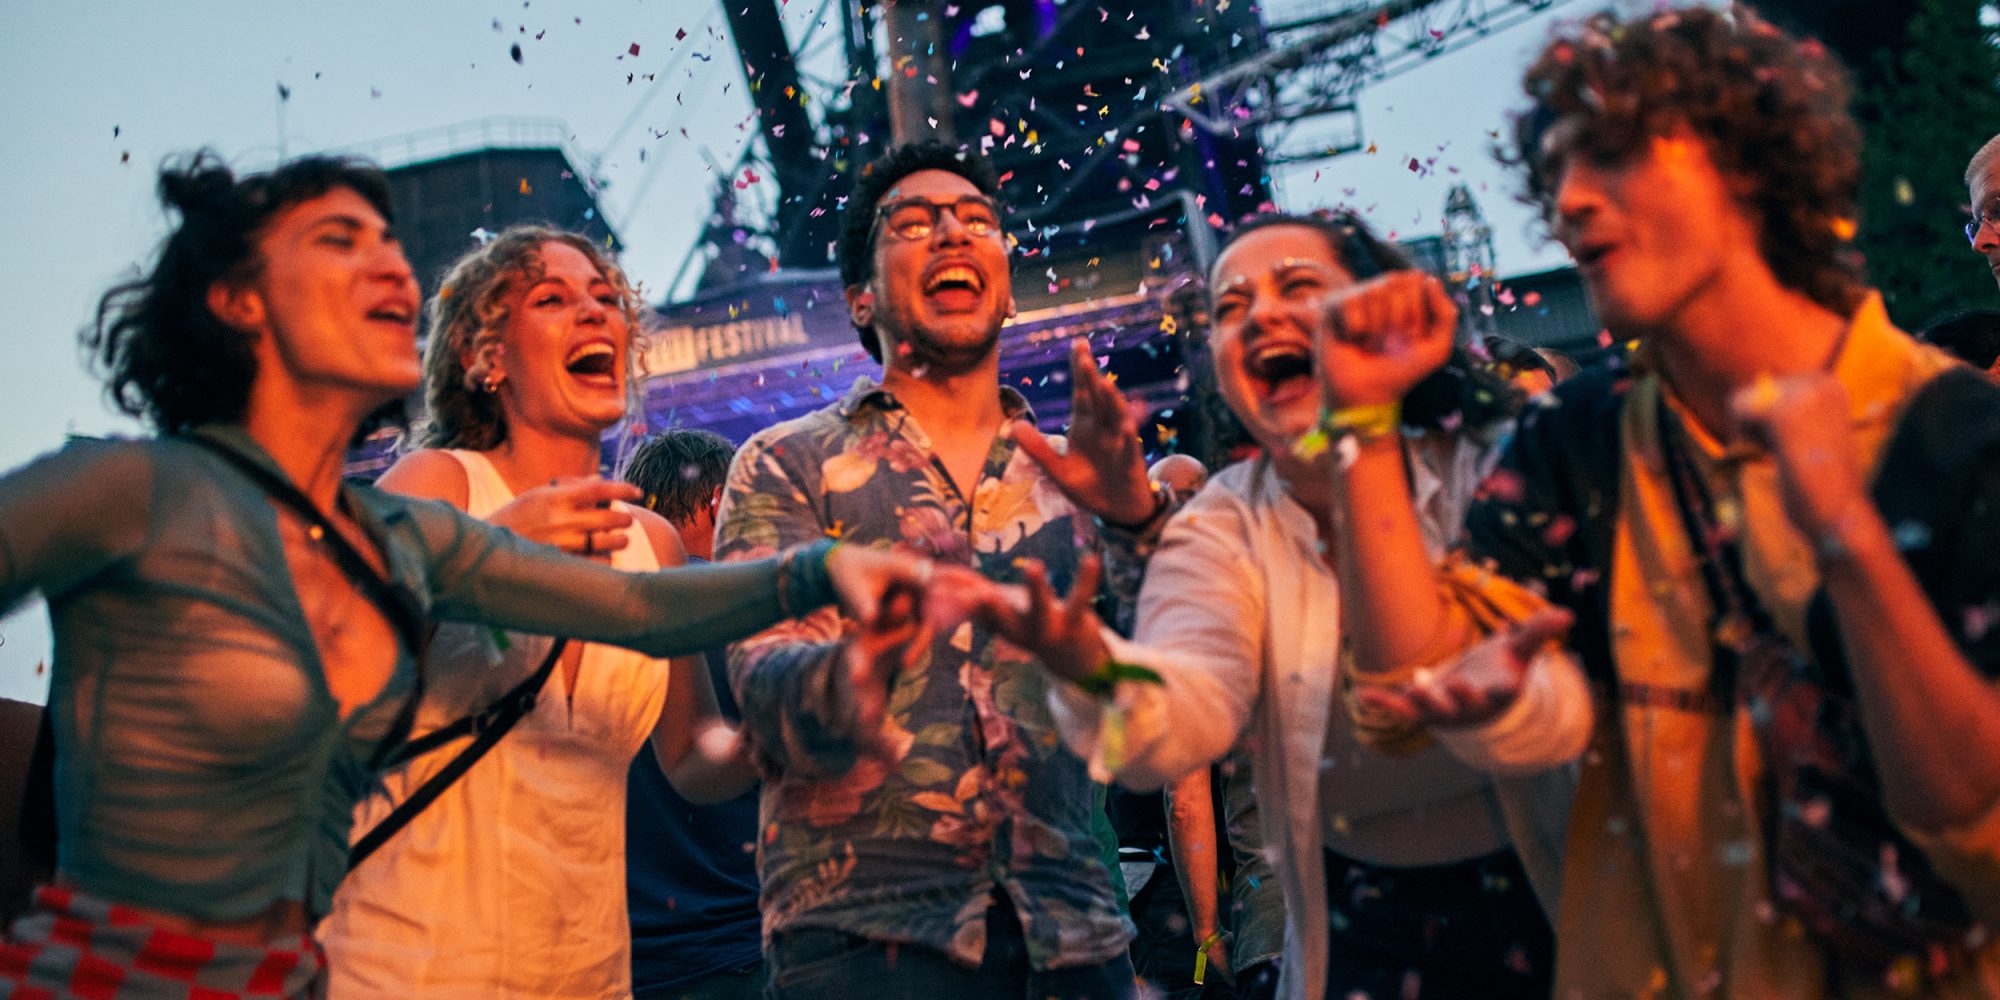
[1653,395,1788,693]
[182,434,431,770]
[182,436,426,653]
[347,636,568,871]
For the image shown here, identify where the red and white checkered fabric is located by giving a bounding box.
[0,887,323,999]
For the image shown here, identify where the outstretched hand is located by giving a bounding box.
[1315,271,1458,411]
[1351,606,1573,728]
[489,477,642,561]
[1011,340,1157,526]
[972,554,1112,686]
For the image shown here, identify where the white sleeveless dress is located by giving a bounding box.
[319,450,670,999]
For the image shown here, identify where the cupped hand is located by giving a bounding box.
[1011,339,1157,526]
[1352,606,1573,728]
[971,554,1112,685]
[488,477,641,561]
[1316,271,1458,410]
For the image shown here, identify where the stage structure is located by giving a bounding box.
[638,0,1619,467]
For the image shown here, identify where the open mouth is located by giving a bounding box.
[1245,341,1314,402]
[564,342,619,383]
[923,264,986,310]
[1573,243,1617,271]
[365,303,416,330]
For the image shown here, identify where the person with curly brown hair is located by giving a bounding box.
[1311,7,2000,998]
[315,226,764,998]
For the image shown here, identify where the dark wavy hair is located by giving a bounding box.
[1218,210,1409,284]
[1510,6,1866,315]
[837,141,1003,362]
[413,224,644,451]
[620,427,736,525]
[85,150,396,434]
[1211,210,1521,434]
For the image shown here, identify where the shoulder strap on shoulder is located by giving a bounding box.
[346,636,568,871]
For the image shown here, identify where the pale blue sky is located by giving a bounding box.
[0,0,1598,701]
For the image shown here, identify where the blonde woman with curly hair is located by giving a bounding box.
[318,225,755,998]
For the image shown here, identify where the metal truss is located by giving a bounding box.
[1164,0,1579,160]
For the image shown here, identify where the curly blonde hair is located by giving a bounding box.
[413,225,645,451]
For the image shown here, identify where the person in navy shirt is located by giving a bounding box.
[623,429,766,999]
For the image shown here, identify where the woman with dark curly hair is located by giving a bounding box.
[1319,7,2000,997]
[317,225,754,998]
[0,155,929,998]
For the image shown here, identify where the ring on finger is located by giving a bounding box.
[584,530,597,556]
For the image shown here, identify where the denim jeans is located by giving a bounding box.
[765,893,1134,1000]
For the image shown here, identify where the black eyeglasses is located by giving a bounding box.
[1968,208,1997,246]
[873,195,1003,243]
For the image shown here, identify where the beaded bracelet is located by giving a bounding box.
[775,538,841,620]
[774,547,800,619]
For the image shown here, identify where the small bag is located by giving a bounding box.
[1655,398,1977,975]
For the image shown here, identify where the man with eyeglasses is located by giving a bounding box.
[1967,132,2000,289]
[712,141,1167,1000]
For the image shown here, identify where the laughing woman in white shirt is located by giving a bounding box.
[984,213,1578,1000]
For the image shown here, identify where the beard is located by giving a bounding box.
[880,312,1003,374]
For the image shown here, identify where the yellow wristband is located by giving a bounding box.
[1292,401,1402,459]
[1324,401,1401,439]
[1193,930,1223,984]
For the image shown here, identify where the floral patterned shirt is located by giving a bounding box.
[714,376,1141,970]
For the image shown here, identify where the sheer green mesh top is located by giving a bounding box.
[0,426,826,922]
